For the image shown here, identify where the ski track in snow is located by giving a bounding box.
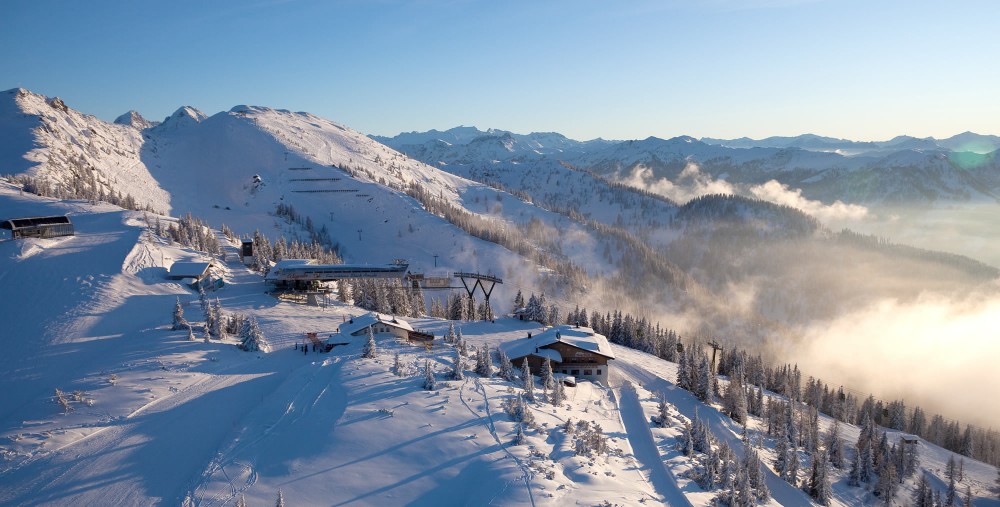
[611,349,815,506]
[616,381,694,506]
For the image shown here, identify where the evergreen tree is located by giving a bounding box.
[236,494,247,507]
[239,315,267,352]
[551,379,565,407]
[444,322,457,344]
[362,327,377,359]
[186,324,196,341]
[172,297,188,330]
[809,449,832,505]
[655,394,670,427]
[513,289,524,310]
[497,347,515,382]
[393,351,402,376]
[947,455,958,506]
[450,347,464,380]
[513,422,525,445]
[474,344,493,377]
[827,419,845,469]
[541,356,555,391]
[422,360,436,390]
[913,472,934,507]
[723,374,748,424]
[210,299,226,340]
[276,489,285,507]
[784,445,799,487]
[336,280,351,303]
[521,358,535,401]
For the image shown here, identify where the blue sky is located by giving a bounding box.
[2,0,998,141]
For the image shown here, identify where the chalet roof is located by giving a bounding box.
[500,325,615,362]
[1,215,72,230]
[338,312,414,336]
[167,262,213,279]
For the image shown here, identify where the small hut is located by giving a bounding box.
[1,215,74,239]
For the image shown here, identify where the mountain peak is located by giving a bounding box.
[114,110,158,130]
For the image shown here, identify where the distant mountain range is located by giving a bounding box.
[374,127,1000,206]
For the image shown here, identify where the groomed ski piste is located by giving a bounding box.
[2,184,999,506]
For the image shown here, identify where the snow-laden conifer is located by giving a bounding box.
[239,315,267,352]
[497,347,515,381]
[362,327,377,359]
[541,356,554,391]
[551,379,565,407]
[449,347,464,380]
[520,358,534,402]
[172,297,188,330]
[422,360,436,390]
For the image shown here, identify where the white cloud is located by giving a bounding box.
[749,179,869,222]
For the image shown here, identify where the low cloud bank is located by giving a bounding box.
[624,162,870,223]
[785,289,1000,428]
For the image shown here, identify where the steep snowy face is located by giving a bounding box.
[113,110,159,130]
[0,88,171,213]
[153,106,207,132]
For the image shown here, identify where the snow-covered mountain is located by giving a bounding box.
[378,127,1000,206]
[2,88,1000,506]
[372,126,614,165]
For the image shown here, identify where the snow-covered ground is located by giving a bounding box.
[2,183,998,506]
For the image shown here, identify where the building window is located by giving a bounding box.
[597,369,602,375]
[562,369,568,374]
[584,370,592,376]
[571,369,579,375]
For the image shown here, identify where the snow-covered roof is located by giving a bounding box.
[337,312,414,336]
[167,261,213,279]
[500,325,615,362]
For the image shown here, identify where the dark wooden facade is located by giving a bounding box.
[511,341,611,385]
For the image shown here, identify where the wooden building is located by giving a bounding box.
[500,325,615,386]
[1,215,74,239]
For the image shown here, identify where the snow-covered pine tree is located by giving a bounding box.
[551,379,565,407]
[236,494,247,507]
[172,297,188,330]
[541,356,555,391]
[276,489,285,507]
[827,419,845,468]
[723,374,747,424]
[809,449,832,505]
[695,354,714,403]
[913,472,934,507]
[187,324,196,341]
[450,347,464,380]
[679,420,694,456]
[238,315,267,352]
[362,327,377,359]
[497,347,515,381]
[655,393,670,427]
[677,347,689,390]
[520,358,534,402]
[474,344,492,377]
[946,454,958,506]
[210,299,227,340]
[444,322,456,344]
[513,422,525,445]
[513,290,524,311]
[784,444,799,487]
[336,280,351,303]
[423,360,436,390]
[456,329,468,356]
[875,454,899,503]
[393,351,402,376]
